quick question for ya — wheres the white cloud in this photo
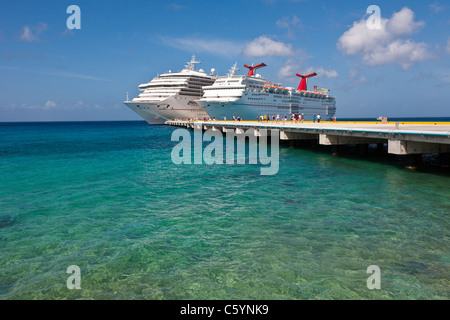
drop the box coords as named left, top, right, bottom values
left=61, top=29, right=75, bottom=37
left=386, top=7, right=424, bottom=36
left=20, top=26, right=38, bottom=42
left=20, top=23, right=47, bottom=42
left=166, top=3, right=187, bottom=10
left=160, top=36, right=243, bottom=57
left=304, top=66, right=339, bottom=79
left=337, top=7, right=432, bottom=69
left=277, top=58, right=303, bottom=81
left=2, top=101, right=55, bottom=110
left=1, top=100, right=106, bottom=111
left=346, top=69, right=367, bottom=86
left=348, top=68, right=358, bottom=78
left=276, top=15, right=301, bottom=29
left=276, top=15, right=302, bottom=38
left=44, top=100, right=57, bottom=110
left=429, top=3, right=444, bottom=13
left=277, top=59, right=338, bottom=82
left=0, top=66, right=111, bottom=82
left=161, top=35, right=296, bottom=58
left=364, top=39, right=431, bottom=69
left=242, top=36, right=295, bottom=57
left=354, top=76, right=367, bottom=86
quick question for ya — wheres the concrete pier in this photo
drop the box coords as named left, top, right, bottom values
left=166, top=119, right=450, bottom=158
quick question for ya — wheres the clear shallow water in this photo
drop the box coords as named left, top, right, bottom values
left=0, top=121, right=448, bottom=300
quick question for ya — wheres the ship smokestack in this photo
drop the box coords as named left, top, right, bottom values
left=296, top=72, right=317, bottom=91
left=244, top=63, right=267, bottom=76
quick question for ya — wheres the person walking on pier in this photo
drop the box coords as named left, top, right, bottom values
left=312, top=114, right=316, bottom=123
left=317, top=114, right=321, bottom=123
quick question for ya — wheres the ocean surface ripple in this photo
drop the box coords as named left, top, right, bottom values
left=0, top=121, right=448, bottom=299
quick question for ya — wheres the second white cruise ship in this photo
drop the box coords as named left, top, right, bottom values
left=196, top=63, right=336, bottom=121
left=124, top=56, right=217, bottom=124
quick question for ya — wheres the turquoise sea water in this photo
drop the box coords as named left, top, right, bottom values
left=0, top=121, right=448, bottom=300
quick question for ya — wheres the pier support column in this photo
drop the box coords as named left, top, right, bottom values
left=388, top=140, right=450, bottom=155
left=253, top=129, right=271, bottom=137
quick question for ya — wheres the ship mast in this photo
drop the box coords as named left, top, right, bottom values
left=227, top=62, right=239, bottom=77
left=185, top=55, right=201, bottom=71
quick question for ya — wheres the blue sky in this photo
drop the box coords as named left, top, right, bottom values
left=0, top=0, right=449, bottom=121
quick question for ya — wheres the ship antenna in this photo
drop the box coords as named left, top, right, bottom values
left=185, top=54, right=201, bottom=71
left=227, top=62, right=239, bottom=77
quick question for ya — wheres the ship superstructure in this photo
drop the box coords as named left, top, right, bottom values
left=124, top=56, right=217, bottom=124
left=196, top=63, right=336, bottom=121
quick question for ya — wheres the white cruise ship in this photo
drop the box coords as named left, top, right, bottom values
left=124, top=56, right=217, bottom=124
left=196, top=63, right=336, bottom=121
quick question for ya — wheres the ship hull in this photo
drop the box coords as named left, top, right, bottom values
left=124, top=96, right=210, bottom=124
left=123, top=101, right=167, bottom=125
left=197, top=99, right=336, bottom=121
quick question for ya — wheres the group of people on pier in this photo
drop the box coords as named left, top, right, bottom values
left=256, top=113, right=322, bottom=123
left=176, top=113, right=329, bottom=123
